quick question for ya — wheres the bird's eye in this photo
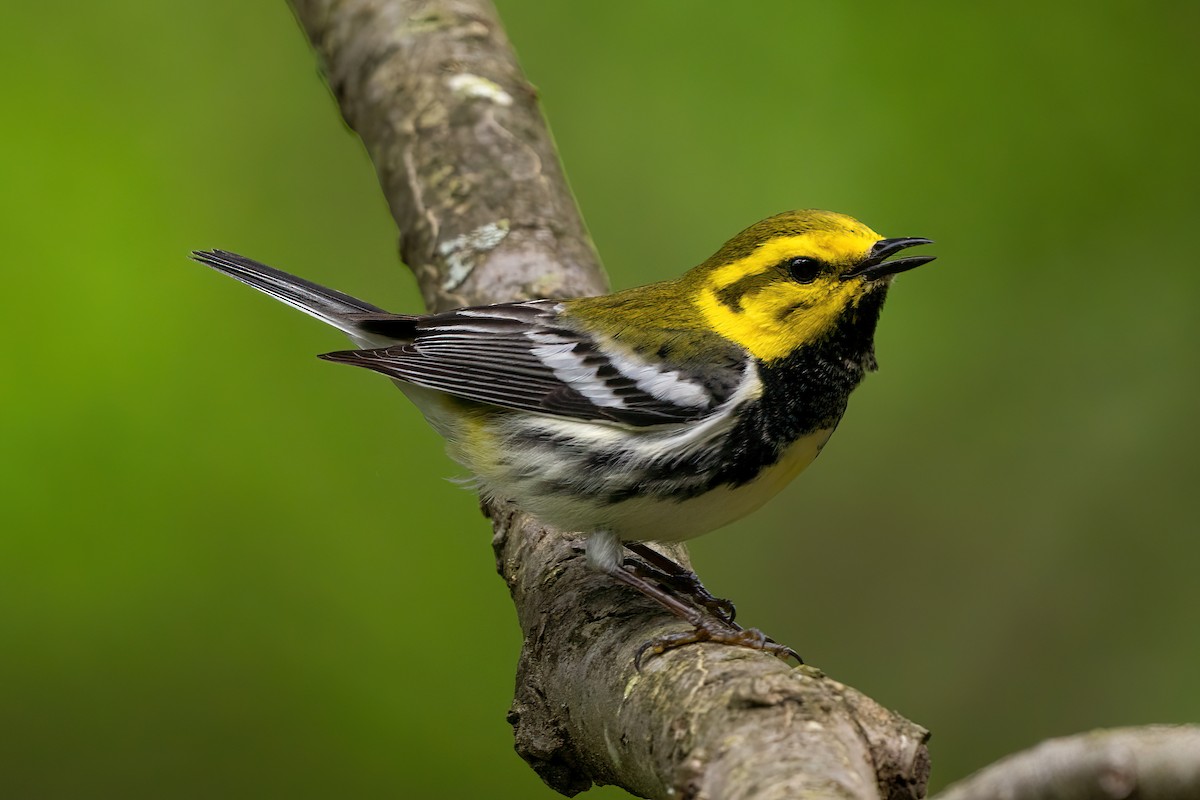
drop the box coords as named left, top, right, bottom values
left=785, top=256, right=823, bottom=284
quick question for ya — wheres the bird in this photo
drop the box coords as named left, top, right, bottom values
left=191, top=209, right=934, bottom=664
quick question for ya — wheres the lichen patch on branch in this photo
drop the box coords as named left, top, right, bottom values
left=438, top=219, right=511, bottom=290
left=447, top=72, right=514, bottom=106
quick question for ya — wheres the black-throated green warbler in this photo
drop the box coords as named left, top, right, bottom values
left=192, top=209, right=934, bottom=663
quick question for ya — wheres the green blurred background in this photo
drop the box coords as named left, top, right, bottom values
left=4, top=2, right=1198, bottom=797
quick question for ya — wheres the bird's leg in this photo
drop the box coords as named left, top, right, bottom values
left=623, top=542, right=737, bottom=624
left=586, top=532, right=798, bottom=670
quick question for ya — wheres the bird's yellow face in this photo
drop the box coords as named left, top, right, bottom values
left=689, top=210, right=933, bottom=362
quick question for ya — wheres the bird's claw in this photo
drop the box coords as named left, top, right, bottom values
left=634, top=618, right=802, bottom=671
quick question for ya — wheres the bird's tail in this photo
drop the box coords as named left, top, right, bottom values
left=190, top=250, right=412, bottom=347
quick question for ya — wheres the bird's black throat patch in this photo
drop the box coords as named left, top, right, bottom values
left=708, top=286, right=889, bottom=489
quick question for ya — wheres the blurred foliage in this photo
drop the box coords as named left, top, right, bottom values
left=2, top=1, right=1198, bottom=797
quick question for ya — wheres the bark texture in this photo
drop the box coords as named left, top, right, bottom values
left=285, top=1, right=1197, bottom=798
left=491, top=506, right=929, bottom=800
left=292, top=0, right=608, bottom=315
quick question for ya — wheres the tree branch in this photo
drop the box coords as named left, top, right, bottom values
left=285, top=0, right=929, bottom=797
left=284, top=2, right=1192, bottom=798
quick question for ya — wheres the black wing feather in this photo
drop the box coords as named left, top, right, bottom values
left=318, top=301, right=748, bottom=427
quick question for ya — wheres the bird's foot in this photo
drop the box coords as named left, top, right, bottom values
left=634, top=617, right=802, bottom=671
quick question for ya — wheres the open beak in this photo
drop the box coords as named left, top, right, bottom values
left=841, top=237, right=936, bottom=281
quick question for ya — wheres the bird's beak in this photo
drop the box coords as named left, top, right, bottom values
left=841, top=237, right=936, bottom=281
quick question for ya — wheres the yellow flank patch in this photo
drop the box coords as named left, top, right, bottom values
left=693, top=231, right=880, bottom=361
left=454, top=404, right=503, bottom=466
left=404, top=386, right=506, bottom=471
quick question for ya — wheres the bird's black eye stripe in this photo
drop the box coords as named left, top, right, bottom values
left=785, top=256, right=823, bottom=284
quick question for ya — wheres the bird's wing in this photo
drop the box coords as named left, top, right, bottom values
left=319, top=300, right=751, bottom=427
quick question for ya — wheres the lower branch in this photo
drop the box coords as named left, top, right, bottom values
left=933, top=726, right=1200, bottom=800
